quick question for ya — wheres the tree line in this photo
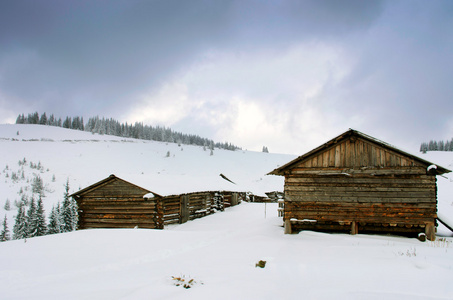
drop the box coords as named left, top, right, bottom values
left=16, top=112, right=240, bottom=151
left=0, top=180, right=78, bottom=242
left=420, top=138, right=453, bottom=153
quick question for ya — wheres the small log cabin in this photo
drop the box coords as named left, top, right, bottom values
left=70, top=175, right=164, bottom=229
left=268, top=129, right=451, bottom=240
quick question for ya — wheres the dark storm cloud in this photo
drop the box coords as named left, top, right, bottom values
left=321, top=0, right=453, bottom=149
left=1, top=0, right=452, bottom=154
left=0, top=0, right=231, bottom=115
left=0, top=0, right=383, bottom=116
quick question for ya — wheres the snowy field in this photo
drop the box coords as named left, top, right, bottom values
left=0, top=124, right=452, bottom=299
left=1, top=203, right=452, bottom=300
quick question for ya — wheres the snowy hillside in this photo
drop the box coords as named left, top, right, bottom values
left=0, top=124, right=293, bottom=222
left=0, top=124, right=452, bottom=299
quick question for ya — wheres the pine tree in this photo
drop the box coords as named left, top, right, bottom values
left=63, top=117, right=72, bottom=129
left=34, top=196, right=47, bottom=236
left=32, top=175, right=44, bottom=196
left=26, top=196, right=37, bottom=238
left=47, top=204, right=61, bottom=235
left=71, top=197, right=78, bottom=231
left=61, top=179, right=78, bottom=232
left=13, top=202, right=27, bottom=240
left=61, top=181, right=71, bottom=232
left=39, top=112, right=47, bottom=125
left=57, top=203, right=65, bottom=233
left=1, top=215, right=11, bottom=242
left=4, top=199, right=11, bottom=211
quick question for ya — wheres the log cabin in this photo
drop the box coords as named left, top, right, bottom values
left=70, top=174, right=164, bottom=229
left=71, top=175, right=245, bottom=230
left=268, top=129, right=451, bottom=240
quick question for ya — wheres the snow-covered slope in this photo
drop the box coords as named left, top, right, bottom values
left=1, top=124, right=452, bottom=299
left=0, top=124, right=294, bottom=219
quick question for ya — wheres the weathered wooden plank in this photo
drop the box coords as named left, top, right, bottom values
left=285, top=213, right=434, bottom=220
left=285, top=201, right=436, bottom=210
left=82, top=223, right=158, bottom=229
left=286, top=189, right=435, bottom=197
left=83, top=218, right=157, bottom=224
left=286, top=194, right=435, bottom=203
left=81, top=197, right=151, bottom=203
left=285, top=176, right=435, bottom=184
left=284, top=202, right=436, bottom=213
left=83, top=213, right=156, bottom=219
left=334, top=145, right=341, bottom=167
left=81, top=208, right=157, bottom=214
left=288, top=167, right=427, bottom=176
left=284, top=212, right=434, bottom=224
left=81, top=202, right=156, bottom=208
left=284, top=206, right=436, bottom=215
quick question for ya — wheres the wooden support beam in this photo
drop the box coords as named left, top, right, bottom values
left=351, top=221, right=359, bottom=235
left=425, top=222, right=436, bottom=241
left=284, top=219, right=292, bottom=234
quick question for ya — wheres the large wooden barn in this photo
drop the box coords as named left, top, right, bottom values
left=268, top=129, right=451, bottom=240
left=71, top=174, right=245, bottom=230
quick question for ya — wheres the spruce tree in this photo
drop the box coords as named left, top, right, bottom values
left=1, top=215, right=11, bottom=242
left=61, top=179, right=78, bottom=232
left=4, top=199, right=11, bottom=211
left=61, top=181, right=71, bottom=232
left=26, top=196, right=37, bottom=238
left=32, top=175, right=44, bottom=196
left=71, top=197, right=78, bottom=231
left=35, top=196, right=47, bottom=236
left=47, top=204, right=61, bottom=235
left=13, top=203, right=27, bottom=240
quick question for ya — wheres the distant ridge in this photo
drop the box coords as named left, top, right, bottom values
left=15, top=112, right=241, bottom=151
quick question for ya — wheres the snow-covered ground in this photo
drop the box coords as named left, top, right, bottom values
left=1, top=203, right=452, bottom=300
left=0, top=124, right=452, bottom=299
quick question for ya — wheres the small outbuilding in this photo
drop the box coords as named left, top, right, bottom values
left=268, top=129, right=451, bottom=240
left=70, top=174, right=164, bottom=229
left=71, top=174, right=245, bottom=230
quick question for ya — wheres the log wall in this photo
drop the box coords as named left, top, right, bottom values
left=163, top=191, right=244, bottom=225
left=76, top=179, right=163, bottom=229
left=284, top=171, right=437, bottom=236
left=74, top=176, right=245, bottom=229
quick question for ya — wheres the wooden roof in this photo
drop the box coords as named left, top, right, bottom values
left=268, top=129, right=451, bottom=176
left=69, top=174, right=163, bottom=198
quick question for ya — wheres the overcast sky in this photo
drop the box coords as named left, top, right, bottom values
left=1, top=0, right=452, bottom=154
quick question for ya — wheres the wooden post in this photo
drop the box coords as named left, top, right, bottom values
left=425, top=222, right=436, bottom=241
left=156, top=197, right=164, bottom=229
left=231, top=193, right=238, bottom=206
left=351, top=221, right=359, bottom=235
left=284, top=219, right=292, bottom=234
left=180, top=195, right=189, bottom=224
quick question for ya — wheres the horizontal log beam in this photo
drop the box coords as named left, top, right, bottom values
left=81, top=223, right=159, bottom=229
left=83, top=213, right=157, bottom=220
